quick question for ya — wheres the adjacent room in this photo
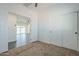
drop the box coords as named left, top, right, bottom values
left=1, top=3, right=79, bottom=56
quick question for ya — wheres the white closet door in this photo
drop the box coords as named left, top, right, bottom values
left=62, top=12, right=78, bottom=51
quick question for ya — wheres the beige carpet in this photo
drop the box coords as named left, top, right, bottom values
left=0, top=41, right=79, bottom=56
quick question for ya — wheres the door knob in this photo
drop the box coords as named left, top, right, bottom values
left=75, top=32, right=78, bottom=34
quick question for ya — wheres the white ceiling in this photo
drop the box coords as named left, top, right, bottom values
left=1, top=3, right=79, bottom=12
left=22, top=3, right=57, bottom=11
left=22, top=3, right=79, bottom=11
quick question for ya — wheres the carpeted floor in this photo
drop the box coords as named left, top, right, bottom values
left=0, top=41, right=79, bottom=56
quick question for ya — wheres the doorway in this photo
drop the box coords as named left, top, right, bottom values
left=16, top=15, right=31, bottom=47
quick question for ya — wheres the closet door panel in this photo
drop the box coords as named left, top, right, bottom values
left=62, top=12, right=77, bottom=51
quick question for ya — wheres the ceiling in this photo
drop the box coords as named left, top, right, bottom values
left=22, top=3, right=55, bottom=11
left=22, top=3, right=79, bottom=11
left=1, top=3, right=79, bottom=12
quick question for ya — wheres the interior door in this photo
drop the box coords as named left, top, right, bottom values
left=62, top=12, right=78, bottom=51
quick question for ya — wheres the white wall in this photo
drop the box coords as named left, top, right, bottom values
left=8, top=4, right=38, bottom=42
left=8, top=13, right=16, bottom=42
left=38, top=10, right=63, bottom=46
left=0, top=9, right=8, bottom=53
left=0, top=4, right=38, bottom=53
left=38, top=4, right=79, bottom=47
left=0, top=4, right=38, bottom=43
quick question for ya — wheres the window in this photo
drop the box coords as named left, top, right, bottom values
left=16, top=26, right=26, bottom=34
left=16, top=26, right=26, bottom=47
